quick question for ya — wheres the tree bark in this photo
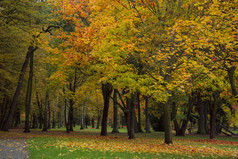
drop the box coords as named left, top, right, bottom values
left=24, top=50, right=34, bottom=133
left=163, top=99, right=173, bottom=144
left=136, top=93, right=143, bottom=133
left=2, top=46, right=37, bottom=131
left=96, top=108, right=101, bottom=129
left=145, top=96, right=151, bottom=133
left=100, top=83, right=113, bottom=136
left=36, top=92, right=43, bottom=129
left=197, top=92, right=206, bottom=134
left=65, top=98, right=70, bottom=133
left=92, top=117, right=95, bottom=128
left=128, top=93, right=135, bottom=139
left=111, top=89, right=119, bottom=133
left=210, top=91, right=219, bottom=139
left=47, top=100, right=51, bottom=129
left=80, top=106, right=84, bottom=130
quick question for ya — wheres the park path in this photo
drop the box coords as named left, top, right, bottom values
left=0, top=138, right=29, bottom=159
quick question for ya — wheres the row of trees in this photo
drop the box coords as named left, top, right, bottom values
left=0, top=0, right=237, bottom=144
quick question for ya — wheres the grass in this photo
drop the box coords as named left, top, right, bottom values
left=28, top=137, right=191, bottom=159
left=24, top=126, right=238, bottom=159
left=1, top=126, right=237, bottom=158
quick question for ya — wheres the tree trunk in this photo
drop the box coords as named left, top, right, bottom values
left=69, top=98, right=74, bottom=131
left=112, top=89, right=119, bottom=133
left=210, top=91, right=219, bottom=139
left=65, top=98, right=70, bottom=133
left=100, top=83, right=113, bottom=136
left=24, top=50, right=34, bottom=133
left=136, top=93, right=143, bottom=133
left=96, top=108, right=101, bottom=129
left=52, top=110, right=56, bottom=129
left=2, top=46, right=37, bottom=131
left=197, top=92, right=206, bottom=134
left=47, top=100, right=51, bottom=129
left=42, top=89, right=48, bottom=132
left=176, top=93, right=195, bottom=136
left=163, top=100, right=173, bottom=144
left=80, top=106, right=84, bottom=130
left=36, top=92, right=43, bottom=129
left=14, top=110, right=20, bottom=127
left=32, top=114, right=38, bottom=129
left=92, top=117, right=95, bottom=128
left=145, top=96, right=151, bottom=133
left=0, top=96, right=9, bottom=129
left=128, top=94, right=136, bottom=139
left=125, top=97, right=130, bottom=136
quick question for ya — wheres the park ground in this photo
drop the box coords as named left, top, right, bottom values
left=0, top=126, right=238, bottom=159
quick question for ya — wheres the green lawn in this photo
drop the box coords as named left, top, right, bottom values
left=25, top=127, right=238, bottom=159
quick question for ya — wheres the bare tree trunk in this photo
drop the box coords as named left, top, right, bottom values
left=210, top=91, right=219, bottom=139
left=136, top=93, right=143, bottom=132
left=47, top=100, right=51, bottom=129
left=112, top=89, right=119, bottom=133
left=2, top=46, right=37, bottom=131
left=36, top=92, right=43, bottom=129
left=80, top=106, right=84, bottom=130
left=163, top=99, right=173, bottom=144
left=96, top=108, right=101, bottom=129
left=145, top=96, right=151, bottom=133
left=65, top=98, right=70, bottom=133
left=100, top=83, right=113, bottom=136
left=24, top=51, right=34, bottom=133
left=128, top=94, right=135, bottom=139
left=92, top=117, right=95, bottom=128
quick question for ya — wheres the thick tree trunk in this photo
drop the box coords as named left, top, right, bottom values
left=100, top=83, right=113, bottom=136
left=24, top=50, right=34, bottom=133
left=136, top=93, right=143, bottom=133
left=2, top=46, right=37, bottom=131
left=112, top=89, right=119, bottom=133
left=145, top=96, right=151, bottom=133
left=163, top=100, right=173, bottom=144
left=128, top=94, right=135, bottom=139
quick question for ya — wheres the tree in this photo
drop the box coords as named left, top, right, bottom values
left=100, top=83, right=113, bottom=136
left=111, top=89, right=119, bottom=133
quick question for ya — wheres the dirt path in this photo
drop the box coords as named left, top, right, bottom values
left=0, top=138, right=29, bottom=159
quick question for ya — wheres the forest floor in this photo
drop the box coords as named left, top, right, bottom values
left=0, top=127, right=237, bottom=159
